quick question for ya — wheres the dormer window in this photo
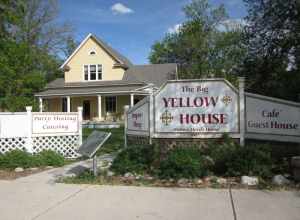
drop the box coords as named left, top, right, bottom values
left=83, top=64, right=103, bottom=81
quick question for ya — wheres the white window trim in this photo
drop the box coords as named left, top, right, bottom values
left=83, top=64, right=103, bottom=81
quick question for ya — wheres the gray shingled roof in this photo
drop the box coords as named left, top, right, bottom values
left=93, top=35, right=133, bottom=68
left=46, top=78, right=145, bottom=89
left=123, top=63, right=177, bottom=87
left=36, top=84, right=147, bottom=97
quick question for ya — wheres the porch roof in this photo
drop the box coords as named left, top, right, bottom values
left=35, top=84, right=149, bottom=97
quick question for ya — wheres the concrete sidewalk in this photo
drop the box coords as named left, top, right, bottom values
left=0, top=160, right=299, bottom=220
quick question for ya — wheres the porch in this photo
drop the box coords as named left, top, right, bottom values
left=38, top=93, right=146, bottom=122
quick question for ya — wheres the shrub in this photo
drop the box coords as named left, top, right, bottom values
left=158, top=147, right=210, bottom=179
left=226, top=144, right=273, bottom=178
left=0, top=150, right=33, bottom=169
left=0, top=149, right=65, bottom=169
left=36, top=150, right=65, bottom=167
left=205, top=138, right=274, bottom=178
left=111, top=145, right=155, bottom=175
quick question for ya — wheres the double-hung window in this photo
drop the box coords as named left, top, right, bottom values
left=83, top=64, right=103, bottom=81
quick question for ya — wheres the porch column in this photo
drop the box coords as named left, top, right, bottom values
left=130, top=94, right=134, bottom=107
left=39, top=97, right=43, bottom=112
left=67, top=96, right=71, bottom=112
left=98, top=95, right=102, bottom=120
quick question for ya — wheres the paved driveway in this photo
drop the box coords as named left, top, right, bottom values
left=0, top=161, right=299, bottom=220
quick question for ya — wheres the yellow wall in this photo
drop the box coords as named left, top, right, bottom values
left=64, top=37, right=125, bottom=82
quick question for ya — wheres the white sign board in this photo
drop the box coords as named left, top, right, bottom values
left=0, top=113, right=29, bottom=138
left=246, top=93, right=300, bottom=142
left=127, top=98, right=149, bottom=136
left=32, top=113, right=79, bottom=135
left=154, top=80, right=239, bottom=138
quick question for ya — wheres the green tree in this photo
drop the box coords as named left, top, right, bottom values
left=149, top=0, right=245, bottom=82
left=241, top=0, right=300, bottom=101
left=0, top=0, right=73, bottom=111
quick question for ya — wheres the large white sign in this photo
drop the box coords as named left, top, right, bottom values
left=127, top=98, right=149, bottom=136
left=246, top=93, right=300, bottom=142
left=154, top=80, right=239, bottom=137
left=32, top=113, right=79, bottom=135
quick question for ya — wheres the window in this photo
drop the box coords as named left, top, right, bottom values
left=98, top=64, right=102, bottom=80
left=84, top=65, right=88, bottom=80
left=62, top=97, right=67, bottom=112
left=83, top=64, right=103, bottom=81
left=106, top=96, right=116, bottom=113
left=89, top=50, right=96, bottom=55
left=90, top=65, right=96, bottom=80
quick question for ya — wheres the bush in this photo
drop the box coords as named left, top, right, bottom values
left=36, top=150, right=65, bottom=167
left=0, top=150, right=33, bottom=169
left=111, top=145, right=155, bottom=175
left=226, top=144, right=273, bottom=178
left=0, top=149, right=65, bottom=169
left=158, top=147, right=210, bottom=179
left=205, top=138, right=274, bottom=178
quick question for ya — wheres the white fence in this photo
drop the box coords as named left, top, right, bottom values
left=0, top=107, right=82, bottom=158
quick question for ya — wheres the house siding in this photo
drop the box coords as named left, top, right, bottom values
left=64, top=37, right=125, bottom=83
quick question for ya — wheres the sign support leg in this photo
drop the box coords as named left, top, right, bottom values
left=238, top=77, right=246, bottom=146
left=93, top=155, right=98, bottom=177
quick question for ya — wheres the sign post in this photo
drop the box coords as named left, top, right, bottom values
left=238, top=77, right=246, bottom=146
left=124, top=105, right=129, bottom=148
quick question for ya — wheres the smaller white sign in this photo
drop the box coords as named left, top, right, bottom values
left=32, top=113, right=79, bottom=135
left=246, top=94, right=300, bottom=142
left=127, top=99, right=149, bottom=135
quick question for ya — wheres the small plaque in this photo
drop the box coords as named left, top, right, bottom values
left=77, top=130, right=111, bottom=158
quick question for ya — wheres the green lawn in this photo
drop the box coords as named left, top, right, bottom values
left=82, top=126, right=125, bottom=155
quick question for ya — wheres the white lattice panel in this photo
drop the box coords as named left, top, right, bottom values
left=0, top=137, right=27, bottom=154
left=33, top=135, right=80, bottom=158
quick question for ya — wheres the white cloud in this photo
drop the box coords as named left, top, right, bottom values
left=217, top=18, right=247, bottom=32
left=111, top=3, right=134, bottom=15
left=167, top=23, right=182, bottom=34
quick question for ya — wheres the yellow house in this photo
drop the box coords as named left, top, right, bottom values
left=35, top=33, right=178, bottom=121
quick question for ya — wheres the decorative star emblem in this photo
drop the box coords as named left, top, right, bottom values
left=160, top=110, right=173, bottom=126
left=221, top=95, right=232, bottom=106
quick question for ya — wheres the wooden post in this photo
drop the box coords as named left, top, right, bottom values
left=97, top=95, right=102, bottom=120
left=26, top=106, right=33, bottom=153
left=130, top=94, right=134, bottom=107
left=78, top=107, right=83, bottom=147
left=67, top=96, right=71, bottom=113
left=238, top=77, right=246, bottom=146
left=39, top=97, right=43, bottom=112
left=124, top=105, right=129, bottom=148
left=149, top=91, right=154, bottom=145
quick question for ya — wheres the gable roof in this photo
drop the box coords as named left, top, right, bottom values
left=123, top=63, right=178, bottom=87
left=60, top=33, right=133, bottom=69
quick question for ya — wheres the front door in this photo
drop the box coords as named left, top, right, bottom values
left=83, top=100, right=91, bottom=120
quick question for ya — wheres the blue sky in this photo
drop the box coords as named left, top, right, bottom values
left=57, top=0, right=247, bottom=64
